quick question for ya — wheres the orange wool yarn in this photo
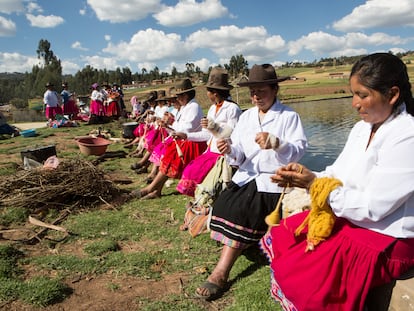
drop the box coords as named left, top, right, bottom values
left=294, top=177, right=343, bottom=252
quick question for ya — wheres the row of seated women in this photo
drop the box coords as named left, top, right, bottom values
left=128, top=67, right=242, bottom=200
left=127, top=57, right=414, bottom=311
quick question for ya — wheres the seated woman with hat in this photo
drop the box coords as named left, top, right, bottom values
left=195, top=64, right=308, bottom=300
left=176, top=67, right=242, bottom=197
left=131, top=78, right=207, bottom=199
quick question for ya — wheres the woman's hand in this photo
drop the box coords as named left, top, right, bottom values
left=172, top=131, right=187, bottom=140
left=255, top=132, right=279, bottom=150
left=271, top=163, right=316, bottom=190
left=216, top=138, right=231, bottom=154
left=200, top=117, right=208, bottom=129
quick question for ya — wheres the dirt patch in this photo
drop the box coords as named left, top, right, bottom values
left=1, top=273, right=191, bottom=311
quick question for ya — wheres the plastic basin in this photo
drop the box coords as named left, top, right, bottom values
left=76, top=137, right=110, bottom=156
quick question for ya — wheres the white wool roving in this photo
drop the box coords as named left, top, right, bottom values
left=207, top=117, right=233, bottom=139
left=282, top=187, right=311, bottom=218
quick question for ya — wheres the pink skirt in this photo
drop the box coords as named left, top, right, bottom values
left=45, top=106, right=63, bottom=119
left=176, top=150, right=221, bottom=197
left=90, top=100, right=105, bottom=115
left=144, top=127, right=168, bottom=153
left=133, top=123, right=149, bottom=138
left=149, top=136, right=172, bottom=165
left=260, top=211, right=414, bottom=311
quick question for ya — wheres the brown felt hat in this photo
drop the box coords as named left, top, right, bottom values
left=146, top=91, right=158, bottom=102
left=175, top=78, right=196, bottom=95
left=155, top=90, right=166, bottom=101
left=238, top=64, right=288, bottom=86
left=206, top=67, right=233, bottom=90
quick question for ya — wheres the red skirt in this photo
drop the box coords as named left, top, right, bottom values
left=63, top=99, right=79, bottom=115
left=105, top=100, right=120, bottom=117
left=260, top=211, right=414, bottom=311
left=160, top=139, right=207, bottom=179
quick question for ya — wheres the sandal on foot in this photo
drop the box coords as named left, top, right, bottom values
left=195, top=281, right=225, bottom=301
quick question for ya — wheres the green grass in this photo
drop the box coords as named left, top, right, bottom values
left=0, top=245, right=70, bottom=306
left=19, top=276, right=71, bottom=307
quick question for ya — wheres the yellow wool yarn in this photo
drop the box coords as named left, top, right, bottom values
left=294, top=177, right=343, bottom=252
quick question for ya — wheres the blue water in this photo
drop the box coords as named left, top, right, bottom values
left=288, top=97, right=359, bottom=172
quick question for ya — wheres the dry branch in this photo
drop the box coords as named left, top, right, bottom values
left=0, top=157, right=125, bottom=215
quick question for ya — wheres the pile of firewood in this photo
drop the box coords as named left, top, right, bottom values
left=0, top=158, right=125, bottom=215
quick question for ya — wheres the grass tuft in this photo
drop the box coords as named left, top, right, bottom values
left=19, top=276, right=72, bottom=307
left=84, top=238, right=120, bottom=256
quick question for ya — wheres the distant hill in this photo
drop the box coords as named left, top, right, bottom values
left=0, top=72, right=26, bottom=80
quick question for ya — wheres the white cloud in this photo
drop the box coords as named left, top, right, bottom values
left=79, top=9, right=86, bottom=16
left=287, top=31, right=406, bottom=58
left=187, top=25, right=285, bottom=64
left=103, top=28, right=190, bottom=63
left=344, top=32, right=406, bottom=46
left=193, top=58, right=211, bottom=72
left=154, top=0, right=228, bottom=27
left=389, top=47, right=407, bottom=54
left=137, top=62, right=157, bottom=72
left=83, top=55, right=121, bottom=71
left=61, top=60, right=81, bottom=75
left=71, top=41, right=88, bottom=51
left=104, top=35, right=111, bottom=41
left=0, top=0, right=24, bottom=14
left=26, top=13, right=64, bottom=28
left=0, top=16, right=16, bottom=36
left=87, top=0, right=161, bottom=23
left=99, top=25, right=288, bottom=73
left=0, top=52, right=38, bottom=73
left=26, top=2, right=43, bottom=14
left=333, top=0, right=414, bottom=32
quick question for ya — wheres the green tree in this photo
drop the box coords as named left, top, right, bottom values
left=121, top=67, right=132, bottom=85
left=28, top=39, right=63, bottom=97
left=185, top=62, right=195, bottom=78
left=227, top=55, right=248, bottom=79
left=171, top=66, right=178, bottom=79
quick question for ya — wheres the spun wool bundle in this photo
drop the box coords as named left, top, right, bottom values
left=282, top=187, right=311, bottom=218
left=294, top=177, right=343, bottom=252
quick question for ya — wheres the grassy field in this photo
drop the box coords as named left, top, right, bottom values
left=1, top=61, right=413, bottom=310
left=0, top=121, right=279, bottom=310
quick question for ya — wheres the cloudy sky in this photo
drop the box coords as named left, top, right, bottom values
left=0, top=0, right=413, bottom=75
